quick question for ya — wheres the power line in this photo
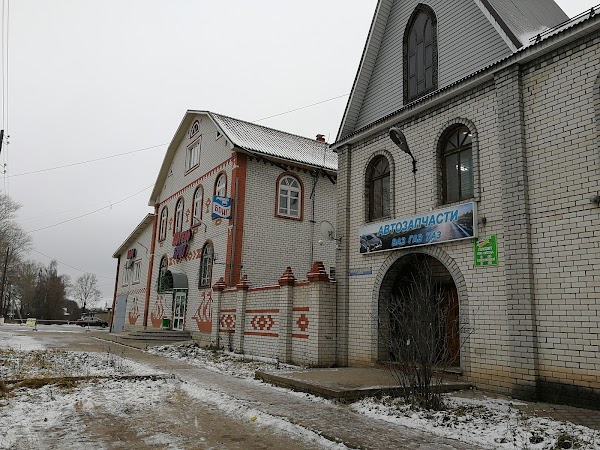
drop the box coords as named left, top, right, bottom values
left=30, top=248, right=113, bottom=279
left=25, top=183, right=153, bottom=233
left=252, top=93, right=349, bottom=122
left=9, top=143, right=168, bottom=178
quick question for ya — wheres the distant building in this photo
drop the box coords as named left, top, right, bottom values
left=112, top=111, right=337, bottom=352
left=331, top=0, right=600, bottom=407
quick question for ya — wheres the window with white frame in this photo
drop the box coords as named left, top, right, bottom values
left=215, top=174, right=226, bottom=197
left=192, top=186, right=203, bottom=225
left=159, top=207, right=168, bottom=241
left=278, top=175, right=301, bottom=218
left=186, top=139, right=201, bottom=171
left=122, top=263, right=130, bottom=286
left=133, top=260, right=142, bottom=284
left=199, top=242, right=213, bottom=287
left=174, top=198, right=185, bottom=234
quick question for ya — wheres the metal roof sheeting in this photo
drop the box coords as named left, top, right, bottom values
left=209, top=112, right=337, bottom=172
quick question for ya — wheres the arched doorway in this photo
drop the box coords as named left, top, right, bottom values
left=377, top=252, right=461, bottom=367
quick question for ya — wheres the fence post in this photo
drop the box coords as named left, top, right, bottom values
left=211, top=278, right=227, bottom=348
left=234, top=275, right=250, bottom=353
left=278, top=267, right=296, bottom=364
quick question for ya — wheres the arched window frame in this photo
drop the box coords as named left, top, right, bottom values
left=403, top=4, right=438, bottom=104
left=198, top=241, right=214, bottom=288
left=275, top=173, right=303, bottom=221
left=159, top=206, right=169, bottom=241
left=214, top=172, right=227, bottom=197
left=435, top=119, right=480, bottom=205
left=192, top=186, right=203, bottom=226
left=365, top=153, right=393, bottom=222
left=157, top=255, right=168, bottom=292
left=174, top=197, right=185, bottom=234
left=189, top=120, right=200, bottom=139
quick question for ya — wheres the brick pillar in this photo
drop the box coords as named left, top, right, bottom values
left=278, top=267, right=296, bottom=363
left=308, top=261, right=337, bottom=366
left=495, top=64, right=539, bottom=399
left=211, top=278, right=227, bottom=348
left=336, top=144, right=351, bottom=366
left=233, top=274, right=250, bottom=353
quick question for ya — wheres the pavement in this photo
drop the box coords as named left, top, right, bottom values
left=96, top=330, right=600, bottom=432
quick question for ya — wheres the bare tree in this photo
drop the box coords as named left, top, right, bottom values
left=0, top=194, right=31, bottom=316
left=380, top=257, right=458, bottom=410
left=71, top=273, right=101, bottom=313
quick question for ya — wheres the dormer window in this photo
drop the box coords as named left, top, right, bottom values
left=404, top=4, right=438, bottom=103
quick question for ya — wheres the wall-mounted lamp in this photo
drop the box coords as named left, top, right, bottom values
left=390, top=126, right=417, bottom=214
left=389, top=127, right=416, bottom=174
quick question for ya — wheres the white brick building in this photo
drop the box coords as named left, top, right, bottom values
left=332, top=0, right=600, bottom=408
left=112, top=111, right=337, bottom=355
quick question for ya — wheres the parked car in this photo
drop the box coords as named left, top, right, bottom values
left=360, top=233, right=382, bottom=252
left=75, top=315, right=108, bottom=328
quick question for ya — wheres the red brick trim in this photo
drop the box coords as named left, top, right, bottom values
left=219, top=309, right=236, bottom=313
left=278, top=267, right=296, bottom=286
left=295, top=281, right=310, bottom=287
left=292, top=334, right=309, bottom=339
left=274, top=172, right=304, bottom=222
left=225, top=153, right=247, bottom=287
left=219, top=329, right=235, bottom=334
left=246, top=309, right=280, bottom=314
left=143, top=207, right=159, bottom=327
left=308, top=261, right=330, bottom=282
left=292, top=307, right=309, bottom=312
left=159, top=156, right=235, bottom=206
left=244, top=331, right=279, bottom=337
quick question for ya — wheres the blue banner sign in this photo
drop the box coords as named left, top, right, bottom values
left=359, top=202, right=477, bottom=254
left=212, top=196, right=232, bottom=219
left=349, top=267, right=372, bottom=276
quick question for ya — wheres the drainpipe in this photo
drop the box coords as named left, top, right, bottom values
left=143, top=207, right=159, bottom=328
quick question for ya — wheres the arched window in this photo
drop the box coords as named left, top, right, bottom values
left=367, top=156, right=391, bottom=221
left=192, top=186, right=203, bottom=226
left=189, top=120, right=200, bottom=139
left=404, top=5, right=437, bottom=103
left=277, top=175, right=302, bottom=219
left=157, top=256, right=168, bottom=292
left=199, top=242, right=213, bottom=288
left=159, top=207, right=168, bottom=241
left=174, top=198, right=185, bottom=234
left=215, top=173, right=227, bottom=197
left=442, top=126, right=473, bottom=203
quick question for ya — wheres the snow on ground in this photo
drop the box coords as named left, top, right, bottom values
left=0, top=328, right=45, bottom=351
left=150, top=343, right=600, bottom=450
left=352, top=395, right=600, bottom=450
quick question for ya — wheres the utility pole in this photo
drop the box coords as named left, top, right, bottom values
left=0, top=247, right=9, bottom=317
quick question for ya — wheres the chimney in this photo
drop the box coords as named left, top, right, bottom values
left=316, top=134, right=326, bottom=142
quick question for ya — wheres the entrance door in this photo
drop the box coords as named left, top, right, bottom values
left=441, top=285, right=460, bottom=365
left=112, top=295, right=127, bottom=333
left=172, top=291, right=187, bottom=331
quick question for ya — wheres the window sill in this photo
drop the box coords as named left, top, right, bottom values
left=185, top=165, right=199, bottom=176
left=275, top=213, right=303, bottom=222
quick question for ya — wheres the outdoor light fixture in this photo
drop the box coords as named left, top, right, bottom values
left=389, top=127, right=416, bottom=174
left=389, top=126, right=417, bottom=214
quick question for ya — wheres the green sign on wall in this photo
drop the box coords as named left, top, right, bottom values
left=474, top=235, right=498, bottom=266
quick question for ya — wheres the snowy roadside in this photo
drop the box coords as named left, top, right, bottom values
left=149, top=342, right=600, bottom=450
left=0, top=329, right=347, bottom=450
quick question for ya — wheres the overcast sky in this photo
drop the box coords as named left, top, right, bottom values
left=0, top=0, right=596, bottom=307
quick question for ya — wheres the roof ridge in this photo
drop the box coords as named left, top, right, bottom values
left=209, top=111, right=330, bottom=148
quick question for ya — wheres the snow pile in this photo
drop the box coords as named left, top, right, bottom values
left=353, top=394, right=600, bottom=450
left=148, top=343, right=299, bottom=379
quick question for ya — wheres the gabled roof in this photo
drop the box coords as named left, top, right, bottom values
left=336, top=0, right=568, bottom=141
left=112, top=214, right=154, bottom=258
left=149, top=110, right=337, bottom=205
